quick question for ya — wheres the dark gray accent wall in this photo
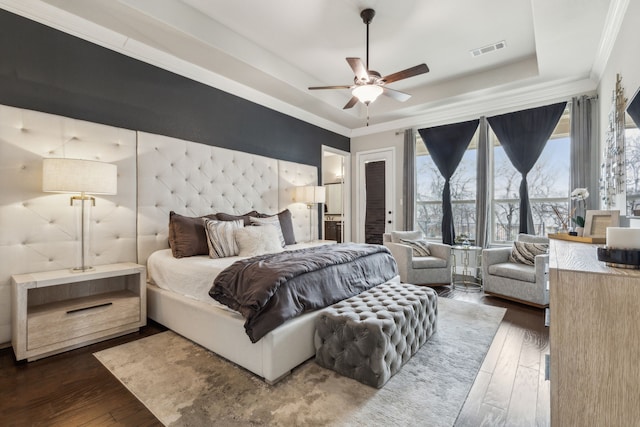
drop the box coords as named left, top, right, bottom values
left=0, top=9, right=349, bottom=168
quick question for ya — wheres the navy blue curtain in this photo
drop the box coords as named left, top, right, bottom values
left=418, top=119, right=479, bottom=245
left=487, top=102, right=566, bottom=234
left=628, top=91, right=640, bottom=128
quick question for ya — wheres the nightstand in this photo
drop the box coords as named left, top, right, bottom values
left=11, top=262, right=146, bottom=361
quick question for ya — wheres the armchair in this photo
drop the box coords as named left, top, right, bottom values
left=383, top=231, right=452, bottom=285
left=482, top=234, right=549, bottom=308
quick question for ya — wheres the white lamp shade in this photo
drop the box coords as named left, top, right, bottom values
left=43, top=158, right=117, bottom=195
left=352, top=84, right=384, bottom=104
left=295, top=185, right=326, bottom=204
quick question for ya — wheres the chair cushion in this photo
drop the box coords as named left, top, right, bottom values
left=391, top=230, right=422, bottom=243
left=488, top=262, right=536, bottom=283
left=412, top=256, right=448, bottom=269
left=400, top=238, right=431, bottom=256
left=509, top=241, right=548, bottom=266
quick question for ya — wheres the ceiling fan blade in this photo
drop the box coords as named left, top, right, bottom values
left=346, top=58, right=369, bottom=83
left=382, top=87, right=411, bottom=102
left=308, top=85, right=352, bottom=90
left=382, top=63, right=430, bottom=84
left=343, top=96, right=359, bottom=109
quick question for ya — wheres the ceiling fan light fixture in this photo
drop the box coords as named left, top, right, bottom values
left=352, top=84, right=383, bottom=104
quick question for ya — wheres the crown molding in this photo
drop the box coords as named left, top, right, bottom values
left=350, top=76, right=598, bottom=138
left=0, top=0, right=612, bottom=141
left=590, top=0, right=630, bottom=82
left=0, top=0, right=352, bottom=137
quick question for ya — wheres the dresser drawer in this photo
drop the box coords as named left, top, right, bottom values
left=27, top=290, right=140, bottom=350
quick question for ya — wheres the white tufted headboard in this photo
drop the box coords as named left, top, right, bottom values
left=0, top=105, right=320, bottom=345
left=0, top=104, right=137, bottom=344
left=136, top=133, right=319, bottom=264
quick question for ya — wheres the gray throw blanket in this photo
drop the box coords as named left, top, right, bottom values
left=210, top=243, right=399, bottom=343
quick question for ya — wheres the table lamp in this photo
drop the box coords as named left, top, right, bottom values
left=42, top=158, right=117, bottom=272
left=296, top=185, right=326, bottom=242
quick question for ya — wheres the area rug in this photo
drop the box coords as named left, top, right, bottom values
left=94, top=298, right=505, bottom=427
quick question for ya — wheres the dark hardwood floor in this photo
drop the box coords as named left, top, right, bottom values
left=0, top=288, right=548, bottom=427
left=0, top=322, right=167, bottom=427
left=436, top=286, right=550, bottom=427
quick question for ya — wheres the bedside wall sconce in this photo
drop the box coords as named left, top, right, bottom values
left=42, top=158, right=117, bottom=272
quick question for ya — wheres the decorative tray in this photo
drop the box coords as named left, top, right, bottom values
left=547, top=233, right=606, bottom=244
left=596, top=247, right=640, bottom=268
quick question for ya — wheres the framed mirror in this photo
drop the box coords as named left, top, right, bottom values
left=325, top=183, right=343, bottom=215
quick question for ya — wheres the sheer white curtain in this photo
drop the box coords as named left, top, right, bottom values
left=570, top=95, right=599, bottom=211
left=403, top=129, right=415, bottom=231
left=475, top=117, right=491, bottom=248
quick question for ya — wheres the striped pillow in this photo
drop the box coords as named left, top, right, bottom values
left=400, top=238, right=431, bottom=257
left=509, top=241, right=548, bottom=266
left=204, top=219, right=243, bottom=258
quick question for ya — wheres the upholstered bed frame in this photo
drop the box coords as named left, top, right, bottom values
left=1, top=104, right=393, bottom=383
left=136, top=131, right=325, bottom=383
left=0, top=102, right=338, bottom=383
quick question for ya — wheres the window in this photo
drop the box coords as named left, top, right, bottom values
left=625, top=113, right=640, bottom=216
left=415, top=130, right=478, bottom=242
left=414, top=106, right=572, bottom=244
left=491, top=107, right=570, bottom=242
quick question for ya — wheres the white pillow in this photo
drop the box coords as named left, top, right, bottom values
left=204, top=219, right=243, bottom=258
left=249, top=216, right=286, bottom=247
left=234, top=225, right=284, bottom=257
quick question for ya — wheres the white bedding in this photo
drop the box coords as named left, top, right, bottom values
left=148, top=249, right=235, bottom=303
left=147, top=242, right=333, bottom=304
left=145, top=240, right=351, bottom=383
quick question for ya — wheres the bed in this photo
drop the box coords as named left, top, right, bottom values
left=137, top=132, right=399, bottom=383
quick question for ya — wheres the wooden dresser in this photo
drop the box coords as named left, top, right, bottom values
left=549, top=240, right=640, bottom=426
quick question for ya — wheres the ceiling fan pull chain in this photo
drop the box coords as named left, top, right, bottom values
left=366, top=104, right=370, bottom=127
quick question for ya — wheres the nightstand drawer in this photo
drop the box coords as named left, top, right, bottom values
left=27, top=290, right=140, bottom=350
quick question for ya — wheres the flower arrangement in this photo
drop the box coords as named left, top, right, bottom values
left=570, top=188, right=589, bottom=227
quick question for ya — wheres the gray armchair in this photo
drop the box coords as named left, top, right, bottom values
left=383, top=231, right=452, bottom=285
left=482, top=234, right=549, bottom=307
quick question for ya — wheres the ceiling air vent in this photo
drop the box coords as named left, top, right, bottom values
left=470, top=40, right=506, bottom=57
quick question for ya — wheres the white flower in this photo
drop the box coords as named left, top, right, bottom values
left=571, top=188, right=589, bottom=201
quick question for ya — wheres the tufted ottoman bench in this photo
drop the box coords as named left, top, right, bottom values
left=314, top=282, right=438, bottom=388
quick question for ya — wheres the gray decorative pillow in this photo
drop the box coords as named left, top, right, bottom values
left=168, top=211, right=217, bottom=258
left=400, top=238, right=431, bottom=257
left=509, top=241, right=548, bottom=266
left=250, top=216, right=286, bottom=247
left=204, top=219, right=243, bottom=258
left=215, top=210, right=259, bottom=226
left=234, top=225, right=284, bottom=257
left=277, top=209, right=296, bottom=245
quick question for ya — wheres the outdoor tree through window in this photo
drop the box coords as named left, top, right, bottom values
left=625, top=113, right=640, bottom=215
left=416, top=131, right=478, bottom=243
left=415, top=107, right=571, bottom=244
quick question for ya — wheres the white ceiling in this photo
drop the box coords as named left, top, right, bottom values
left=0, top=0, right=622, bottom=137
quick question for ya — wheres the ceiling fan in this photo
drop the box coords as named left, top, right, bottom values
left=308, top=8, right=429, bottom=110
